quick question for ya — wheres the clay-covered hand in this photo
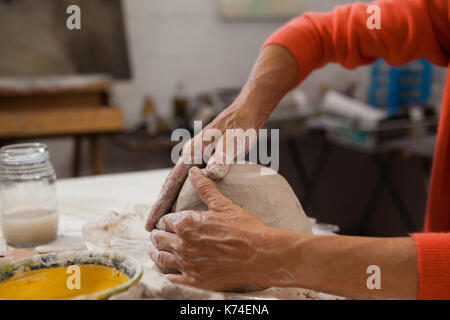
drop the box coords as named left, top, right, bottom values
left=147, top=166, right=284, bottom=291
left=145, top=104, right=260, bottom=232
left=145, top=45, right=298, bottom=232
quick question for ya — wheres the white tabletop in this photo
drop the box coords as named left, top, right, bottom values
left=57, top=169, right=171, bottom=235
left=0, top=168, right=171, bottom=249
left=1, top=168, right=337, bottom=251
left=0, top=169, right=342, bottom=300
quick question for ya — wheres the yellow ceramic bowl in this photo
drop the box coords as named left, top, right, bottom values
left=0, top=250, right=142, bottom=300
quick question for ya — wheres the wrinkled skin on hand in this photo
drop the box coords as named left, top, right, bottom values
left=145, top=104, right=261, bottom=232
left=147, top=166, right=285, bottom=291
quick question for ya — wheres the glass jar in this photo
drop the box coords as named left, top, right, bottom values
left=0, top=143, right=59, bottom=247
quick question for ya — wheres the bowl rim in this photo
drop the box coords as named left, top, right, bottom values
left=0, top=250, right=143, bottom=300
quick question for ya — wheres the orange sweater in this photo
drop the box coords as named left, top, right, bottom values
left=264, top=0, right=450, bottom=300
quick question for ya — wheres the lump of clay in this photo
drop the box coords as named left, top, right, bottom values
left=170, top=163, right=312, bottom=292
left=172, top=162, right=312, bottom=235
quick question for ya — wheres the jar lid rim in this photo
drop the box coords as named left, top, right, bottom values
left=0, top=143, right=49, bottom=165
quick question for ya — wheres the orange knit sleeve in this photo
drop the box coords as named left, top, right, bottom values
left=263, top=0, right=448, bottom=86
left=412, top=233, right=450, bottom=300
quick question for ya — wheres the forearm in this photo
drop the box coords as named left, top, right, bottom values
left=262, top=231, right=418, bottom=299
left=232, top=45, right=298, bottom=128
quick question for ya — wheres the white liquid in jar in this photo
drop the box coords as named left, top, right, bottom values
left=1, top=209, right=58, bottom=247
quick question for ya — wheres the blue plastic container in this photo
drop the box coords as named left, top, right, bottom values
left=369, top=59, right=432, bottom=115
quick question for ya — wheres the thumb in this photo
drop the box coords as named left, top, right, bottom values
left=189, top=166, right=232, bottom=211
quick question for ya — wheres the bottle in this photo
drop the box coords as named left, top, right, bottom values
left=142, top=96, right=159, bottom=136
left=0, top=143, right=59, bottom=247
left=408, top=105, right=426, bottom=138
left=173, top=82, right=189, bottom=128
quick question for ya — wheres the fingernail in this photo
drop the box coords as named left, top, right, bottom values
left=189, top=166, right=202, bottom=177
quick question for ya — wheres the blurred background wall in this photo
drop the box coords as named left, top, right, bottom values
left=0, top=0, right=130, bottom=78
left=2, top=0, right=365, bottom=176
left=50, top=0, right=374, bottom=175
left=0, top=0, right=447, bottom=236
left=114, top=0, right=366, bottom=126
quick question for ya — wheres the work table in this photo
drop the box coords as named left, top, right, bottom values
left=0, top=168, right=341, bottom=300
left=0, top=168, right=171, bottom=250
left=0, top=167, right=337, bottom=251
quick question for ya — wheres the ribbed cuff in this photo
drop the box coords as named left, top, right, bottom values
left=412, top=233, right=450, bottom=300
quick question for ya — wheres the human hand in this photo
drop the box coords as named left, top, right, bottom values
left=148, top=166, right=285, bottom=291
left=145, top=104, right=260, bottom=232
left=145, top=45, right=298, bottom=232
